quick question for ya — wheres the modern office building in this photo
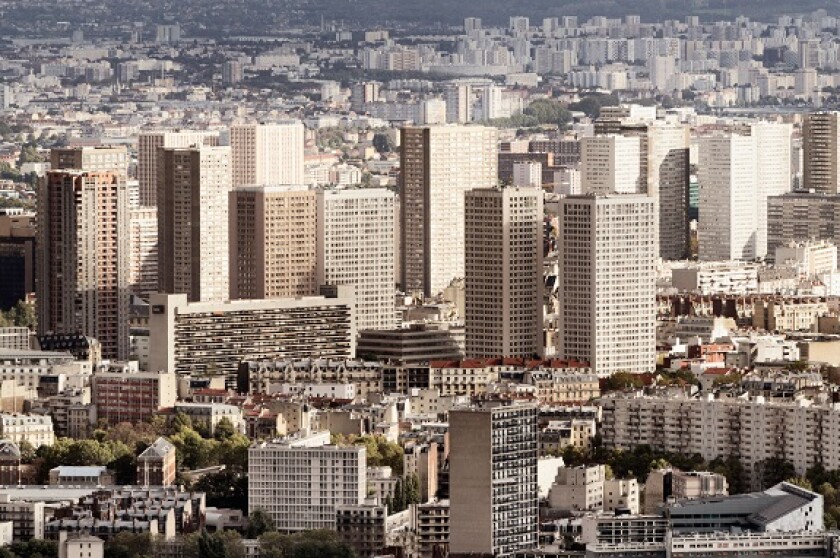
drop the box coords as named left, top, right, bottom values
left=157, top=145, right=231, bottom=302
left=464, top=187, right=543, bottom=358
left=581, top=135, right=642, bottom=195
left=0, top=210, right=35, bottom=311
left=148, top=290, right=355, bottom=387
left=556, top=195, right=656, bottom=376
left=229, top=186, right=318, bottom=300
left=803, top=111, right=840, bottom=194
left=400, top=125, right=498, bottom=297
left=37, top=171, right=130, bottom=360
left=128, top=206, right=158, bottom=299
left=317, top=188, right=397, bottom=331
left=248, top=431, right=366, bottom=532
left=356, top=324, right=465, bottom=364
left=449, top=403, right=538, bottom=557
left=137, top=129, right=219, bottom=206
left=647, top=123, right=691, bottom=260
left=230, top=122, right=305, bottom=187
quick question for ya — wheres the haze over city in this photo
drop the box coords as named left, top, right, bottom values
left=2, top=1, right=840, bottom=558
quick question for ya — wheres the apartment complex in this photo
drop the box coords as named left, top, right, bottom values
left=148, top=290, right=355, bottom=387
left=0, top=414, right=54, bottom=448
left=647, top=123, right=691, bottom=260
left=229, top=186, right=318, bottom=299
left=767, top=193, right=840, bottom=257
left=248, top=431, right=366, bottom=532
left=230, top=122, right=305, bottom=186
left=556, top=195, right=656, bottom=376
left=37, top=171, right=130, bottom=359
left=157, top=145, right=231, bottom=302
left=600, top=393, right=840, bottom=486
left=137, top=129, right=219, bottom=206
left=803, top=111, right=840, bottom=194
left=316, top=188, right=396, bottom=331
left=449, top=403, right=538, bottom=557
left=128, top=206, right=158, bottom=298
left=464, top=187, right=543, bottom=358
left=92, top=369, right=178, bottom=424
left=400, top=125, right=498, bottom=297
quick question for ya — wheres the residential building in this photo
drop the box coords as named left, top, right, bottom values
left=671, top=262, right=760, bottom=295
left=0, top=495, right=44, bottom=540
left=556, top=195, right=656, bottom=376
left=774, top=240, right=837, bottom=277
left=157, top=145, right=231, bottom=302
left=248, top=431, right=366, bottom=532
left=465, top=187, right=543, bottom=358
left=449, top=403, right=538, bottom=557
left=92, top=368, right=178, bottom=424
left=547, top=465, right=605, bottom=512
left=317, top=188, right=396, bottom=331
left=415, top=500, right=449, bottom=558
left=128, top=206, right=158, bottom=298
left=230, top=122, right=305, bottom=187
left=767, top=193, right=840, bottom=257
left=400, top=125, right=498, bottom=297
left=37, top=171, right=130, bottom=359
left=148, top=290, right=355, bottom=388
left=229, top=186, right=318, bottom=299
left=803, top=111, right=840, bottom=194
left=137, top=130, right=219, bottom=206
left=0, top=414, right=54, bottom=448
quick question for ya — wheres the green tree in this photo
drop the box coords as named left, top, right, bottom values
left=246, top=509, right=276, bottom=538
left=601, top=372, right=646, bottom=392
left=194, top=469, right=249, bottom=512
left=523, top=99, right=571, bottom=127
left=372, top=132, right=394, bottom=154
left=103, top=532, right=153, bottom=558
left=568, top=94, right=620, bottom=119
left=393, top=477, right=406, bottom=512
left=214, top=417, right=237, bottom=441
left=404, top=472, right=421, bottom=506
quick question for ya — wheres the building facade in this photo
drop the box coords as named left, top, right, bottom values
left=317, top=188, right=397, bottom=332
left=449, top=403, right=538, bottom=557
left=229, top=186, right=318, bottom=300
left=137, top=130, right=219, bottom=207
left=230, top=122, right=305, bottom=187
left=556, top=195, right=656, bottom=376
left=37, top=171, right=130, bottom=359
left=465, top=187, right=543, bottom=358
left=157, top=145, right=231, bottom=302
left=400, top=125, right=498, bottom=297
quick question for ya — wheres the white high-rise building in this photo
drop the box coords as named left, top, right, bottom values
left=649, top=55, right=676, bottom=91
left=137, top=130, right=220, bottom=207
left=445, top=84, right=473, bottom=124
left=400, top=125, right=498, bottom=297
left=753, top=122, right=792, bottom=258
left=647, top=123, right=691, bottom=260
left=128, top=206, right=158, bottom=299
left=316, top=188, right=397, bottom=331
left=581, top=136, right=642, bottom=195
left=698, top=134, right=757, bottom=261
left=157, top=145, right=231, bottom=302
left=557, top=195, right=656, bottom=377
left=465, top=187, right=543, bottom=358
left=248, top=431, right=366, bottom=532
left=698, top=124, right=791, bottom=261
left=230, top=122, right=305, bottom=187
